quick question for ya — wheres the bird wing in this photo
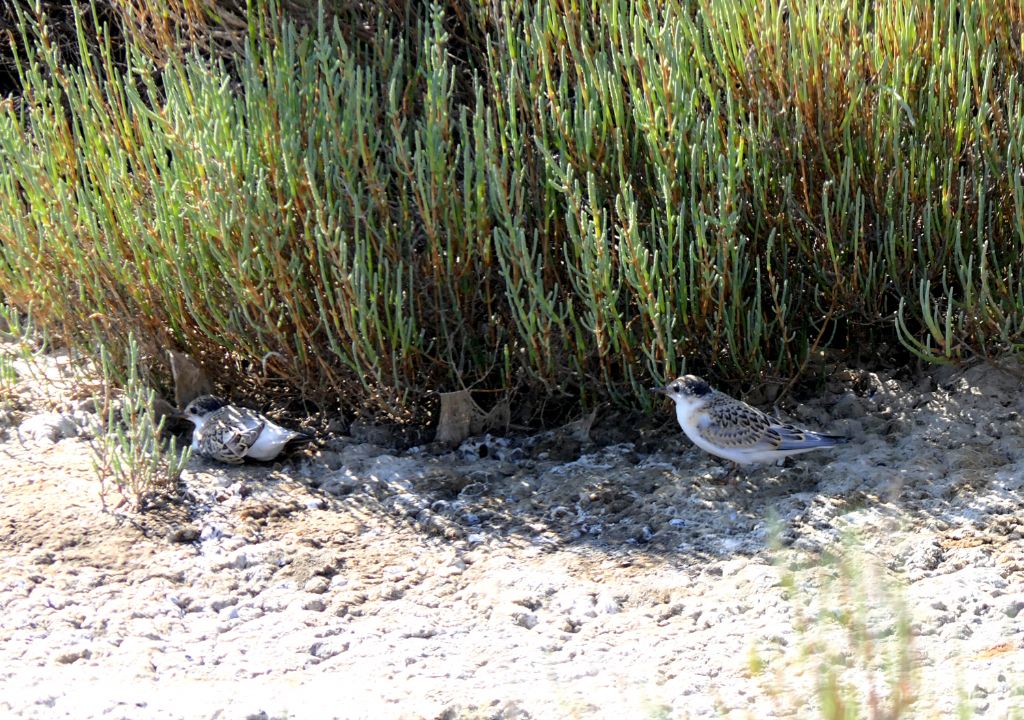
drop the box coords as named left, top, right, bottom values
left=695, top=397, right=783, bottom=452
left=196, top=409, right=265, bottom=463
left=771, top=424, right=847, bottom=450
left=697, top=397, right=844, bottom=452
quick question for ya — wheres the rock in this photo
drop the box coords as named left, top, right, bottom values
left=210, top=597, right=238, bottom=612
left=18, top=412, right=78, bottom=443
left=167, top=525, right=200, bottom=543
left=531, top=436, right=581, bottom=461
left=315, top=450, right=346, bottom=471
left=399, top=624, right=438, bottom=639
left=894, top=538, right=944, bottom=573
left=832, top=393, right=866, bottom=418
left=309, top=638, right=349, bottom=660
left=319, top=470, right=361, bottom=497
left=438, top=560, right=466, bottom=577
left=304, top=577, right=330, bottom=594
left=377, top=584, right=404, bottom=601
left=73, top=398, right=99, bottom=414
left=508, top=608, right=539, bottom=629
left=419, top=470, right=473, bottom=495
left=236, top=605, right=264, bottom=622
left=210, top=551, right=250, bottom=571
left=70, top=410, right=104, bottom=438
left=829, top=418, right=865, bottom=441
left=55, top=646, right=92, bottom=664
left=793, top=404, right=829, bottom=425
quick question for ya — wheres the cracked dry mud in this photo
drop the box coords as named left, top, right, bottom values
left=1, top=352, right=1023, bottom=719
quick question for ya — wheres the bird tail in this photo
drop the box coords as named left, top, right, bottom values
left=776, top=429, right=848, bottom=451
left=286, top=429, right=318, bottom=450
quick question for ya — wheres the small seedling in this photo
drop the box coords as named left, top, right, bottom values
left=90, top=333, right=190, bottom=512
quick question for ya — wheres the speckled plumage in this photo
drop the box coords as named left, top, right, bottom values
left=653, top=375, right=848, bottom=465
left=180, top=396, right=312, bottom=464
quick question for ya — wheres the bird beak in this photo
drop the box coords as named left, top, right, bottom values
left=650, top=385, right=667, bottom=395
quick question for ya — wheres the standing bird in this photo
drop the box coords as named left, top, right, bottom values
left=652, top=375, right=848, bottom=474
left=179, top=395, right=314, bottom=464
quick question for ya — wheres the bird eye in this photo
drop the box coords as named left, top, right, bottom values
left=189, top=407, right=198, bottom=415
left=672, top=384, right=680, bottom=393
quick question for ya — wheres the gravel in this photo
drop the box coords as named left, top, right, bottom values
left=1, top=358, right=1023, bottom=719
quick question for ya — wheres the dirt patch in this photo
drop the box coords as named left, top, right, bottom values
left=1, top=351, right=1023, bottom=719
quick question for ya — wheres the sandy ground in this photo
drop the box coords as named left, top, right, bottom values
left=0, top=348, right=1023, bottom=719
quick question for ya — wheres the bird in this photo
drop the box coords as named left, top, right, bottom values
left=651, top=375, right=848, bottom=476
left=178, top=395, right=314, bottom=464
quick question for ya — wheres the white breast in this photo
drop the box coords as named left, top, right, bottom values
left=674, top=403, right=761, bottom=465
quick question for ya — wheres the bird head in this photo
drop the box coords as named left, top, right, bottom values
left=178, top=395, right=228, bottom=425
left=651, top=375, right=713, bottom=410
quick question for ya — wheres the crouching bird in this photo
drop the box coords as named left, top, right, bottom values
left=652, top=375, right=848, bottom=478
left=179, top=395, right=314, bottom=464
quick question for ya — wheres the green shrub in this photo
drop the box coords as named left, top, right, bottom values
left=1, top=0, right=1023, bottom=420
